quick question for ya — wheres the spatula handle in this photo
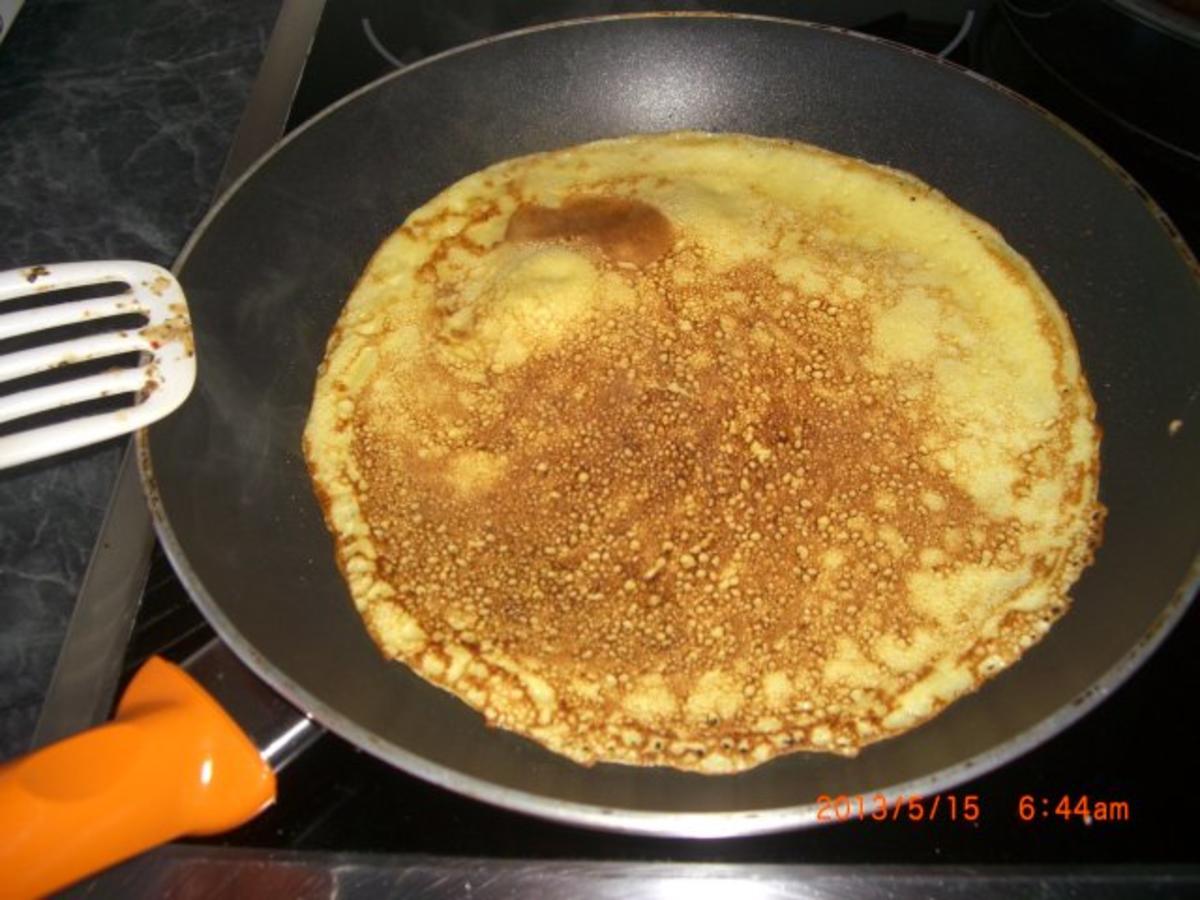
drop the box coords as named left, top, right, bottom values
left=0, top=657, right=275, bottom=899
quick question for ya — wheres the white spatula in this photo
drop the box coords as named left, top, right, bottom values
left=0, top=261, right=196, bottom=470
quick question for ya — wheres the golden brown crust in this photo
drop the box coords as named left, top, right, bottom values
left=304, top=132, right=1103, bottom=773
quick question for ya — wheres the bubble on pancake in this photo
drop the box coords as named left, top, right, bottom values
left=304, top=132, right=1103, bottom=773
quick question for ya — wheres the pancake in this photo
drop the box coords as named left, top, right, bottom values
left=303, top=132, right=1104, bottom=773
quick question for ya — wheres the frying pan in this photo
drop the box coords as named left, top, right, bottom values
left=3, top=12, right=1199, bottom=895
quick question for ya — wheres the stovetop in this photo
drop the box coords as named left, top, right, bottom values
left=109, top=0, right=1200, bottom=877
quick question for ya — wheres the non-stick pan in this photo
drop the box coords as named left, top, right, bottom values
left=4, top=12, right=1200, bottom=895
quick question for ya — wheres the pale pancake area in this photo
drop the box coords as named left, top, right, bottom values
left=304, top=132, right=1103, bottom=773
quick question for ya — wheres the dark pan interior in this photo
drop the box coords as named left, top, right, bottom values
left=146, top=16, right=1200, bottom=827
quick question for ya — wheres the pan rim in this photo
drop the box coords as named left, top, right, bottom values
left=139, top=10, right=1200, bottom=838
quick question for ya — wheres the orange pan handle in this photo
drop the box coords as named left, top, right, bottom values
left=0, top=656, right=276, bottom=900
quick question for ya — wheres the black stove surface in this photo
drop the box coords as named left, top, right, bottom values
left=128, top=0, right=1199, bottom=866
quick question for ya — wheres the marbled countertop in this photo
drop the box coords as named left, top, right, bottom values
left=0, top=0, right=280, bottom=759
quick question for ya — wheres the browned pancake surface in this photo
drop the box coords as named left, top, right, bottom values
left=304, top=133, right=1103, bottom=772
